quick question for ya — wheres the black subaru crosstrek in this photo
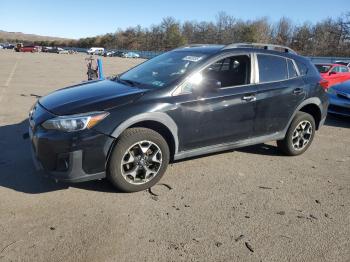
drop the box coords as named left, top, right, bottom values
left=29, top=43, right=328, bottom=192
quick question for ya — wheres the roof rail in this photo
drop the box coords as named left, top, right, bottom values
left=223, top=43, right=297, bottom=54
left=175, top=44, right=223, bottom=49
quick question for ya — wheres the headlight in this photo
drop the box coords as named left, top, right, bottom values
left=42, top=111, right=109, bottom=132
left=28, top=102, right=36, bottom=117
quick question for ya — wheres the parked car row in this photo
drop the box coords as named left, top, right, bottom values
left=2, top=43, right=140, bottom=58
left=104, top=50, right=140, bottom=58
left=0, top=43, right=15, bottom=49
left=42, top=46, right=76, bottom=54
left=87, top=47, right=140, bottom=58
left=0, top=43, right=76, bottom=54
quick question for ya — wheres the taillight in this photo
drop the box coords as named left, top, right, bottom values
left=319, top=78, right=329, bottom=90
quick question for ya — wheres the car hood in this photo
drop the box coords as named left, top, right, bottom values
left=39, top=79, right=145, bottom=115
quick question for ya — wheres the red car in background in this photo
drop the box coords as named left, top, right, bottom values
left=19, top=45, right=38, bottom=52
left=315, top=63, right=350, bottom=89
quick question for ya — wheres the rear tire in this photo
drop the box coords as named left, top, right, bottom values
left=277, top=112, right=316, bottom=156
left=108, top=128, right=170, bottom=192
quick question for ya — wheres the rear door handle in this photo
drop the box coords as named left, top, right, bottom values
left=242, top=95, right=256, bottom=102
left=293, top=88, right=304, bottom=94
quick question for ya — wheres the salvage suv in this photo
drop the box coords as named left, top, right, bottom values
left=29, top=43, right=328, bottom=192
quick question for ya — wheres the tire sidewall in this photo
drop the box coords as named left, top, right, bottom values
left=285, top=112, right=316, bottom=156
left=108, top=128, right=170, bottom=192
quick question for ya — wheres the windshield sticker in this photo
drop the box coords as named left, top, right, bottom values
left=182, top=56, right=203, bottom=62
left=151, top=81, right=165, bottom=87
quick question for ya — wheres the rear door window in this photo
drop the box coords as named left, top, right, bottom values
left=257, top=54, right=288, bottom=83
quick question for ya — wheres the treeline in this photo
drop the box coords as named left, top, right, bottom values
left=74, top=12, right=350, bottom=57
left=5, top=12, right=350, bottom=57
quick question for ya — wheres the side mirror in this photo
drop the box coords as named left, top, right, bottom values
left=193, top=78, right=221, bottom=96
left=329, top=71, right=337, bottom=75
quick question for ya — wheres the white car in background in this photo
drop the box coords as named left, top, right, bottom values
left=122, top=51, right=140, bottom=58
left=87, top=47, right=105, bottom=55
left=57, top=48, right=70, bottom=54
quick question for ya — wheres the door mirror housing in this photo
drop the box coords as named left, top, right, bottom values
left=329, top=71, right=337, bottom=75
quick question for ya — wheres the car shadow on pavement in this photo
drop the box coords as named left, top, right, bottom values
left=236, top=143, right=284, bottom=156
left=0, top=119, right=117, bottom=194
left=174, top=143, right=285, bottom=164
left=325, top=114, right=350, bottom=128
left=72, top=180, right=118, bottom=193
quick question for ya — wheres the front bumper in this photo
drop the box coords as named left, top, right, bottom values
left=29, top=124, right=114, bottom=183
left=31, top=145, right=106, bottom=182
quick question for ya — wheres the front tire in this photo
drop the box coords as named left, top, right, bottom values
left=277, top=112, right=316, bottom=156
left=108, top=128, right=170, bottom=192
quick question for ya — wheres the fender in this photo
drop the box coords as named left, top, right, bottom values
left=282, top=97, right=323, bottom=135
left=110, top=112, right=179, bottom=154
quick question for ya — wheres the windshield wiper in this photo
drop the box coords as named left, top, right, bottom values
left=113, top=75, right=141, bottom=87
left=121, top=79, right=140, bottom=86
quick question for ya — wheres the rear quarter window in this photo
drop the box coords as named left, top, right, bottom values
left=295, top=61, right=309, bottom=76
left=257, top=54, right=288, bottom=83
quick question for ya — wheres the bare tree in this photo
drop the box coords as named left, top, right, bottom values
left=73, top=12, right=350, bottom=56
left=216, top=11, right=236, bottom=43
left=291, top=23, right=313, bottom=55
left=251, top=17, right=273, bottom=43
left=274, top=17, right=294, bottom=45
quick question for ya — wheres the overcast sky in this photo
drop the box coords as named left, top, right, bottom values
left=1, top=0, right=349, bottom=39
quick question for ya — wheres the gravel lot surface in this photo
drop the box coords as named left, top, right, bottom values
left=0, top=50, right=349, bottom=262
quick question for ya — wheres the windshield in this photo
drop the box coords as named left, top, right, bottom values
left=316, top=64, right=331, bottom=73
left=118, top=51, right=208, bottom=88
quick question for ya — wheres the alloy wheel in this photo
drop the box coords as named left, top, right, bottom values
left=120, top=140, right=163, bottom=185
left=291, top=120, right=313, bottom=151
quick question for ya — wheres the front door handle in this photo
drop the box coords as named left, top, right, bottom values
left=293, top=88, right=304, bottom=94
left=242, top=95, right=256, bottom=102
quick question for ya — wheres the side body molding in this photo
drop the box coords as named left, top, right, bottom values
left=110, top=112, right=179, bottom=154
